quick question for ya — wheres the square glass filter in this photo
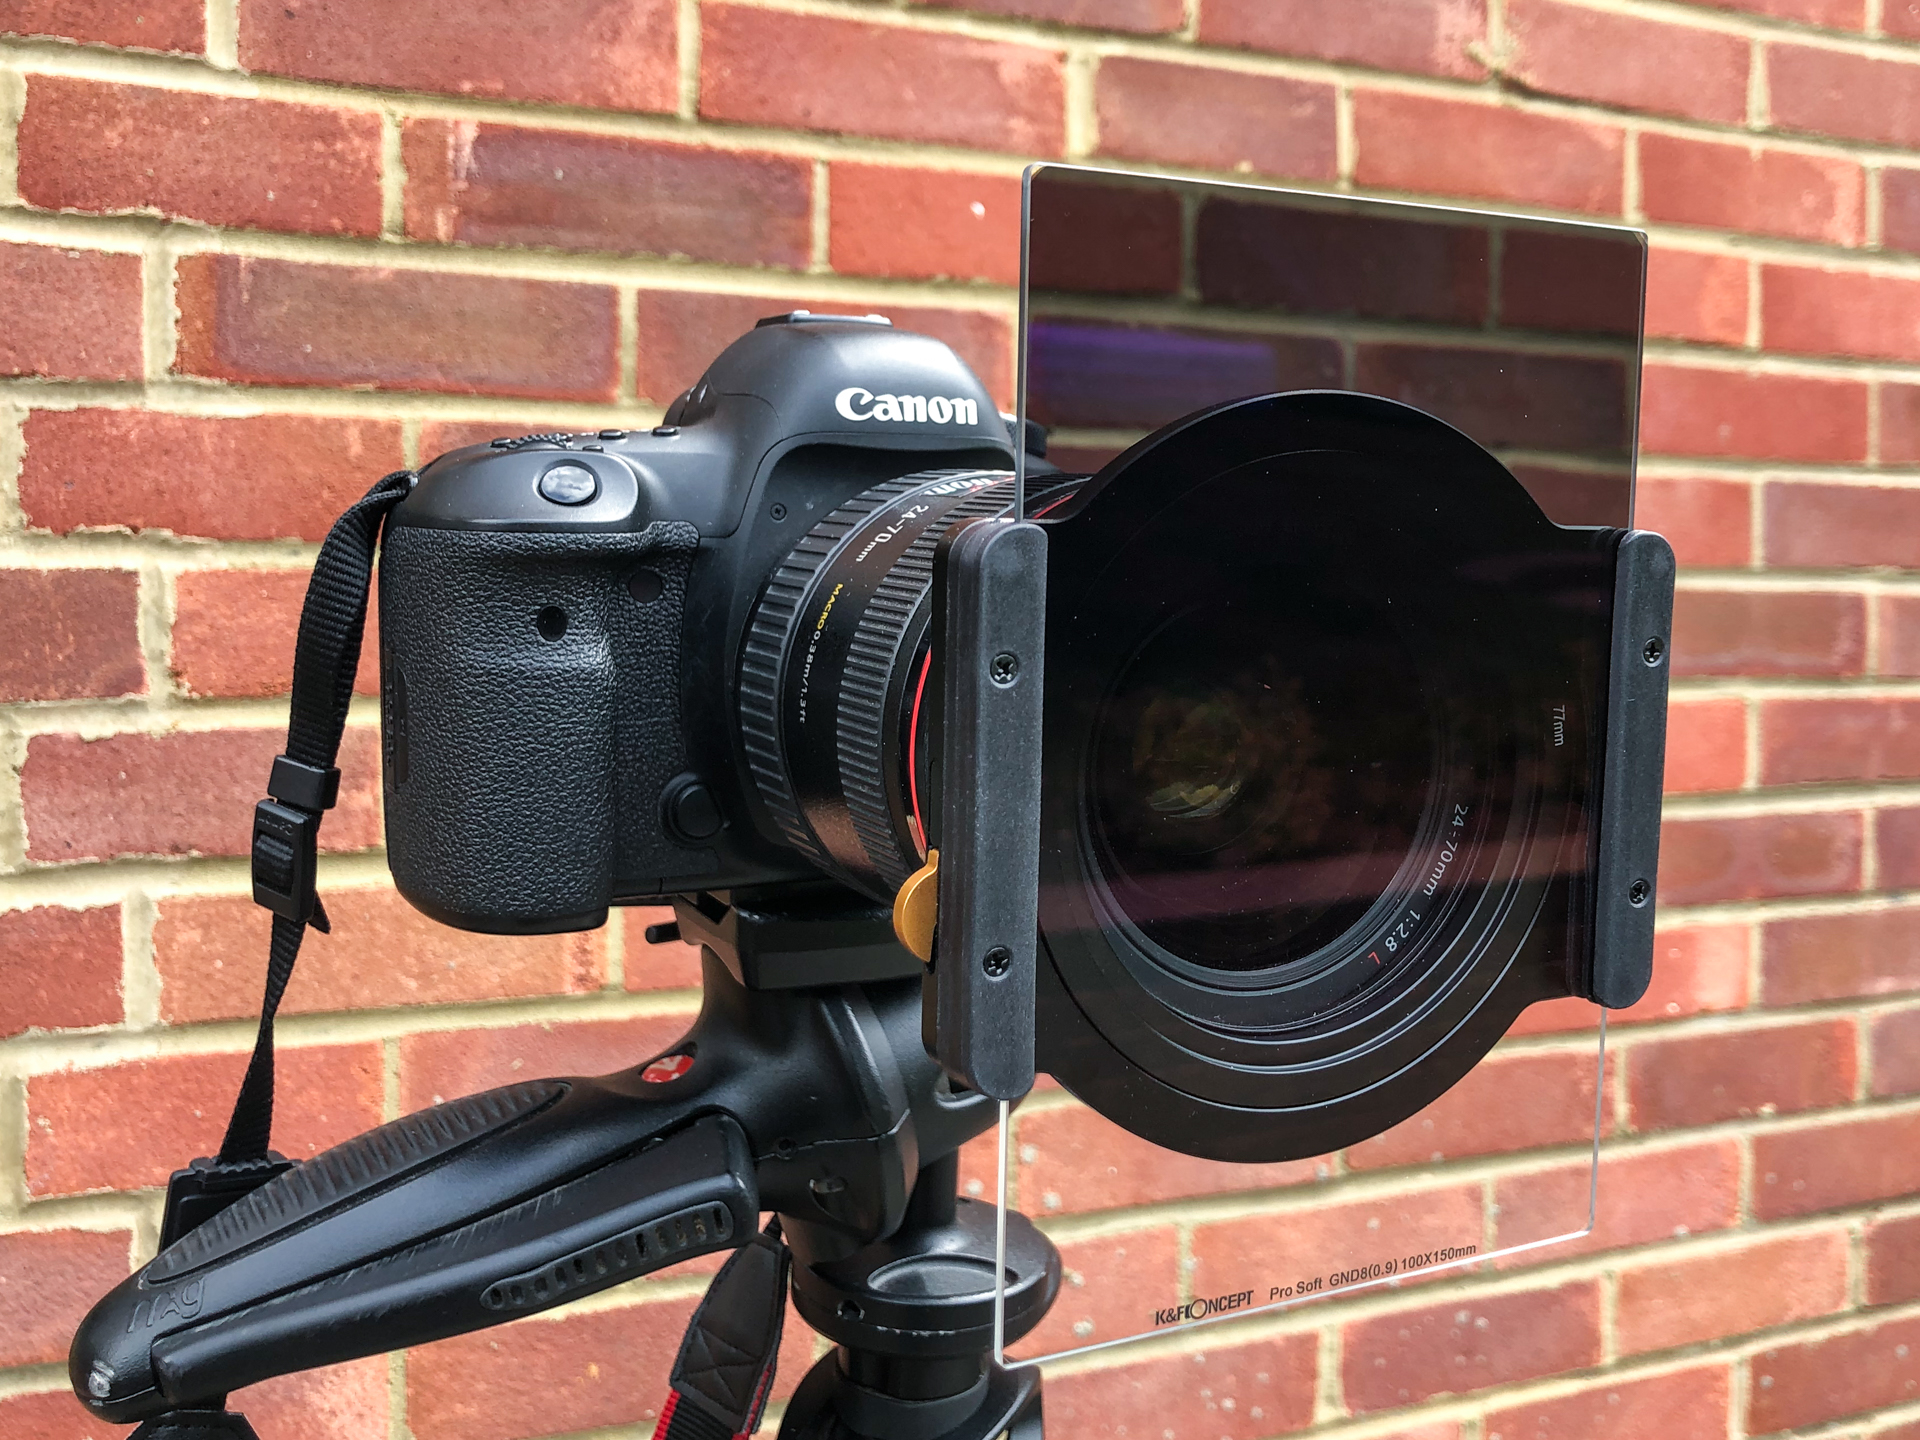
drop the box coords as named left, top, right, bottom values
left=992, top=163, right=1643, bottom=1365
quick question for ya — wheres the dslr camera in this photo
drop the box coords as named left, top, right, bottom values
left=71, top=169, right=1672, bottom=1440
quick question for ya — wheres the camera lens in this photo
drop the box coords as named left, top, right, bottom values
left=1089, top=593, right=1431, bottom=975
left=739, top=470, right=1079, bottom=901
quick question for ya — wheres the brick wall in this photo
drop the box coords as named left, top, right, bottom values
left=1, top=1, right=1918, bottom=1437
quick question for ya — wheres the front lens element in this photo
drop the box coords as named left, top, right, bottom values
left=1089, top=595, right=1433, bottom=975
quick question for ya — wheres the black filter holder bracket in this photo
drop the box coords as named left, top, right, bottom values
left=925, top=518, right=1048, bottom=1101
left=1587, top=529, right=1676, bottom=1008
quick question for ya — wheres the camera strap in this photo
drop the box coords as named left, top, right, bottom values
left=218, top=468, right=417, bottom=1167
left=653, top=1219, right=792, bottom=1440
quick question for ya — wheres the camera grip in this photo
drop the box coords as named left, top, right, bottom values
left=379, top=522, right=699, bottom=932
left=71, top=1078, right=754, bottom=1423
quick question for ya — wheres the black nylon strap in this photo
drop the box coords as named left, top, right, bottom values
left=655, top=1219, right=791, bottom=1440
left=218, top=470, right=414, bottom=1166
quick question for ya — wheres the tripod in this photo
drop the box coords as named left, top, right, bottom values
left=70, top=888, right=1061, bottom=1440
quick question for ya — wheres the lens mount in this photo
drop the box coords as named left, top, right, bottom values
left=1034, top=392, right=1617, bottom=1162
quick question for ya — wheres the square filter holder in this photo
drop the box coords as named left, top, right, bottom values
left=992, top=163, right=1643, bottom=1366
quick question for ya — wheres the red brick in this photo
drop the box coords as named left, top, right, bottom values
left=404, top=1294, right=813, bottom=1440
left=1200, top=0, right=1487, bottom=79
left=915, top=0, right=1183, bottom=30
left=1501, top=230, right=1646, bottom=339
left=1762, top=907, right=1920, bottom=1006
left=240, top=0, right=675, bottom=113
left=176, top=254, right=619, bottom=402
left=1663, top=697, right=1748, bottom=794
left=636, top=289, right=1014, bottom=408
left=1671, top=589, right=1865, bottom=678
left=0, top=569, right=144, bottom=702
left=828, top=165, right=1021, bottom=286
left=1766, top=483, right=1920, bottom=569
left=622, top=904, right=704, bottom=991
left=1891, top=0, right=1920, bottom=34
left=232, top=1358, right=390, bottom=1440
left=1510, top=924, right=1752, bottom=1035
left=1192, top=1183, right=1482, bottom=1305
left=1017, top=1102, right=1324, bottom=1217
left=1031, top=173, right=1183, bottom=298
left=0, top=1390, right=116, bottom=1440
left=1645, top=249, right=1748, bottom=348
left=171, top=569, right=377, bottom=699
left=1636, top=476, right=1751, bottom=569
left=1882, top=384, right=1920, bottom=466
left=1765, top=265, right=1920, bottom=363
left=1347, top=1049, right=1602, bottom=1170
left=1658, top=811, right=1863, bottom=907
left=1771, top=44, right=1920, bottom=149
left=402, top=120, right=810, bottom=268
left=1640, top=366, right=1867, bottom=462
left=1343, top=1281, right=1602, bottom=1411
left=19, top=77, right=381, bottom=237
left=1507, top=0, right=1748, bottom=123
left=1873, top=1007, right=1920, bottom=1098
left=19, top=409, right=402, bottom=542
left=21, top=727, right=381, bottom=862
left=1755, top=1110, right=1920, bottom=1220
left=1763, top=698, right=1920, bottom=785
left=26, top=1044, right=382, bottom=1196
left=417, top=419, right=539, bottom=460
left=1353, top=92, right=1623, bottom=215
left=1750, top=1313, right=1920, bottom=1431
left=3, top=0, right=203, bottom=50
left=1494, top=1140, right=1743, bottom=1260
left=1691, top=0, right=1862, bottom=24
left=1041, top=1337, right=1318, bottom=1437
left=1484, top=1363, right=1732, bottom=1440
left=1016, top=1225, right=1182, bottom=1357
left=1094, top=57, right=1337, bottom=181
left=156, top=888, right=606, bottom=1024
left=701, top=5, right=1064, bottom=155
left=1879, top=805, right=1920, bottom=886
left=1882, top=169, right=1920, bottom=256
left=1868, top=1211, right=1920, bottom=1305
left=1627, top=1018, right=1857, bottom=1130
left=400, top=1014, right=695, bottom=1112
left=1198, top=200, right=1489, bottom=327
left=0, top=1228, right=131, bottom=1366
left=1353, top=343, right=1629, bottom=454
left=1640, top=134, right=1864, bottom=247
left=0, top=243, right=142, bottom=381
left=0, top=905, right=122, bottom=1037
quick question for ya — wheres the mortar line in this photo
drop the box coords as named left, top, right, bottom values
left=678, top=0, right=702, bottom=121
left=0, top=67, right=25, bottom=206
left=380, top=106, right=407, bottom=238
left=120, top=889, right=161, bottom=1031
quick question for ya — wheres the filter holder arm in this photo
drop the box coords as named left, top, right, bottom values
left=922, top=518, right=1047, bottom=1101
left=1586, top=528, right=1676, bottom=1009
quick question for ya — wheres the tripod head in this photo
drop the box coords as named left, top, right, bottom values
left=72, top=891, right=1060, bottom=1437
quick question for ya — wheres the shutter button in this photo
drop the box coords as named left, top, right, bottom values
left=538, top=462, right=598, bottom=505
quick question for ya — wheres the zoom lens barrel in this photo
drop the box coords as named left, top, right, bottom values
left=739, top=470, right=1059, bottom=901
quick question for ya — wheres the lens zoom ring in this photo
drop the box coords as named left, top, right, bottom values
left=738, top=479, right=929, bottom=865
left=837, top=483, right=1019, bottom=892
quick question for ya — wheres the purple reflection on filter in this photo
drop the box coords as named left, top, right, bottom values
left=1027, top=320, right=1307, bottom=432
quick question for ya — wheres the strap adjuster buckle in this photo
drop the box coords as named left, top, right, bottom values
left=251, top=798, right=321, bottom=924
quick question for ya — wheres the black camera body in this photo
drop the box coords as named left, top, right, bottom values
left=381, top=313, right=1024, bottom=933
